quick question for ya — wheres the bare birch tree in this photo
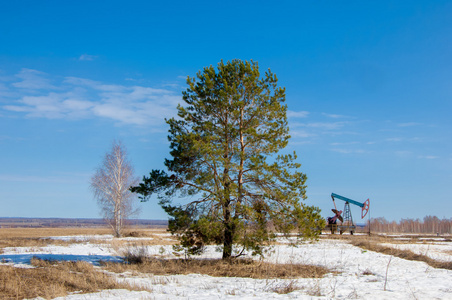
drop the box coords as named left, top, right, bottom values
left=90, top=140, right=139, bottom=237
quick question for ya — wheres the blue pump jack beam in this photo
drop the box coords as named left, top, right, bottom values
left=331, top=193, right=370, bottom=219
left=331, top=193, right=364, bottom=207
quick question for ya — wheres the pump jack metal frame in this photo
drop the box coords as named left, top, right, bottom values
left=328, top=193, right=370, bottom=235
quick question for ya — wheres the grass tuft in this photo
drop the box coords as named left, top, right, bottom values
left=266, top=280, right=301, bottom=294
left=103, top=257, right=330, bottom=279
left=350, top=237, right=452, bottom=270
left=0, top=258, right=147, bottom=299
left=361, top=268, right=375, bottom=276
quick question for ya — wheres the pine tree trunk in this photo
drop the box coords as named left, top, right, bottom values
left=223, top=212, right=233, bottom=259
left=222, top=195, right=233, bottom=259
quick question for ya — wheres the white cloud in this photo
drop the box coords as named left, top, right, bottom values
left=63, top=99, right=94, bottom=111
left=330, top=141, right=359, bottom=146
left=162, top=83, right=181, bottom=88
left=288, top=118, right=353, bottom=144
left=0, top=135, right=25, bottom=141
left=64, top=77, right=126, bottom=92
left=322, top=113, right=348, bottom=118
left=5, top=92, right=94, bottom=119
left=290, top=129, right=315, bottom=138
left=386, top=137, right=422, bottom=143
left=287, top=110, right=309, bottom=118
left=331, top=148, right=366, bottom=154
left=386, top=137, right=402, bottom=142
left=12, top=69, right=56, bottom=90
left=418, top=155, right=439, bottom=160
left=0, top=82, right=18, bottom=99
left=395, top=150, right=412, bottom=157
left=78, top=54, right=97, bottom=61
left=3, top=70, right=182, bottom=126
left=299, top=122, right=347, bottom=130
left=0, top=174, right=81, bottom=183
left=398, top=122, right=421, bottom=127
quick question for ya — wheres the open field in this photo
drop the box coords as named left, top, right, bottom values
left=0, top=227, right=169, bottom=239
left=0, top=227, right=451, bottom=299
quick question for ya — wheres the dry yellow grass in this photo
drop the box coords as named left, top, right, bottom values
left=0, top=237, right=73, bottom=252
left=121, top=229, right=177, bottom=246
left=349, top=237, right=452, bottom=270
left=0, top=258, right=148, bottom=299
left=0, top=226, right=331, bottom=298
left=0, top=227, right=169, bottom=239
left=0, top=227, right=175, bottom=252
left=103, top=257, right=330, bottom=279
left=0, top=227, right=112, bottom=239
left=320, top=234, right=452, bottom=270
left=0, top=228, right=108, bottom=252
left=321, top=232, right=419, bottom=245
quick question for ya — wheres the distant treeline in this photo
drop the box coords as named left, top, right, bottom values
left=369, top=216, right=452, bottom=234
left=0, top=217, right=168, bottom=228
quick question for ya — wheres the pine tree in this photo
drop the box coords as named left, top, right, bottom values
left=132, top=60, right=324, bottom=258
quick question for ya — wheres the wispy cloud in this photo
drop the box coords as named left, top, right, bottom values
left=322, top=113, right=348, bottom=118
left=287, top=110, right=309, bottom=118
left=0, top=135, right=25, bottom=142
left=395, top=150, right=412, bottom=157
left=418, top=155, right=439, bottom=160
left=12, top=68, right=56, bottom=90
left=2, top=69, right=182, bottom=126
left=398, top=122, right=421, bottom=127
left=386, top=137, right=422, bottom=143
left=0, top=82, right=18, bottom=99
left=294, top=121, right=348, bottom=130
left=0, top=174, right=85, bottom=184
left=290, top=129, right=315, bottom=138
left=331, top=148, right=367, bottom=154
left=5, top=92, right=95, bottom=119
left=330, top=141, right=359, bottom=146
left=386, top=137, right=402, bottom=142
left=330, top=140, right=368, bottom=154
left=78, top=54, right=98, bottom=61
left=288, top=113, right=354, bottom=144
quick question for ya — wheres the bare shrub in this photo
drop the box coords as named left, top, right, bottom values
left=305, top=279, right=323, bottom=296
left=123, top=244, right=148, bottom=264
left=125, top=231, right=150, bottom=238
left=361, top=268, right=375, bottom=276
left=347, top=286, right=359, bottom=299
left=266, top=280, right=301, bottom=294
left=30, top=256, right=55, bottom=267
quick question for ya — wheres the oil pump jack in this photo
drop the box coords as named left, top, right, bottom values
left=327, top=193, right=370, bottom=235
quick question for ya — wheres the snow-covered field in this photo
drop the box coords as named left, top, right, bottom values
left=380, top=241, right=452, bottom=262
left=1, top=233, right=451, bottom=300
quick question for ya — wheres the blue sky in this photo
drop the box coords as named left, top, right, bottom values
left=1, top=1, right=451, bottom=221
